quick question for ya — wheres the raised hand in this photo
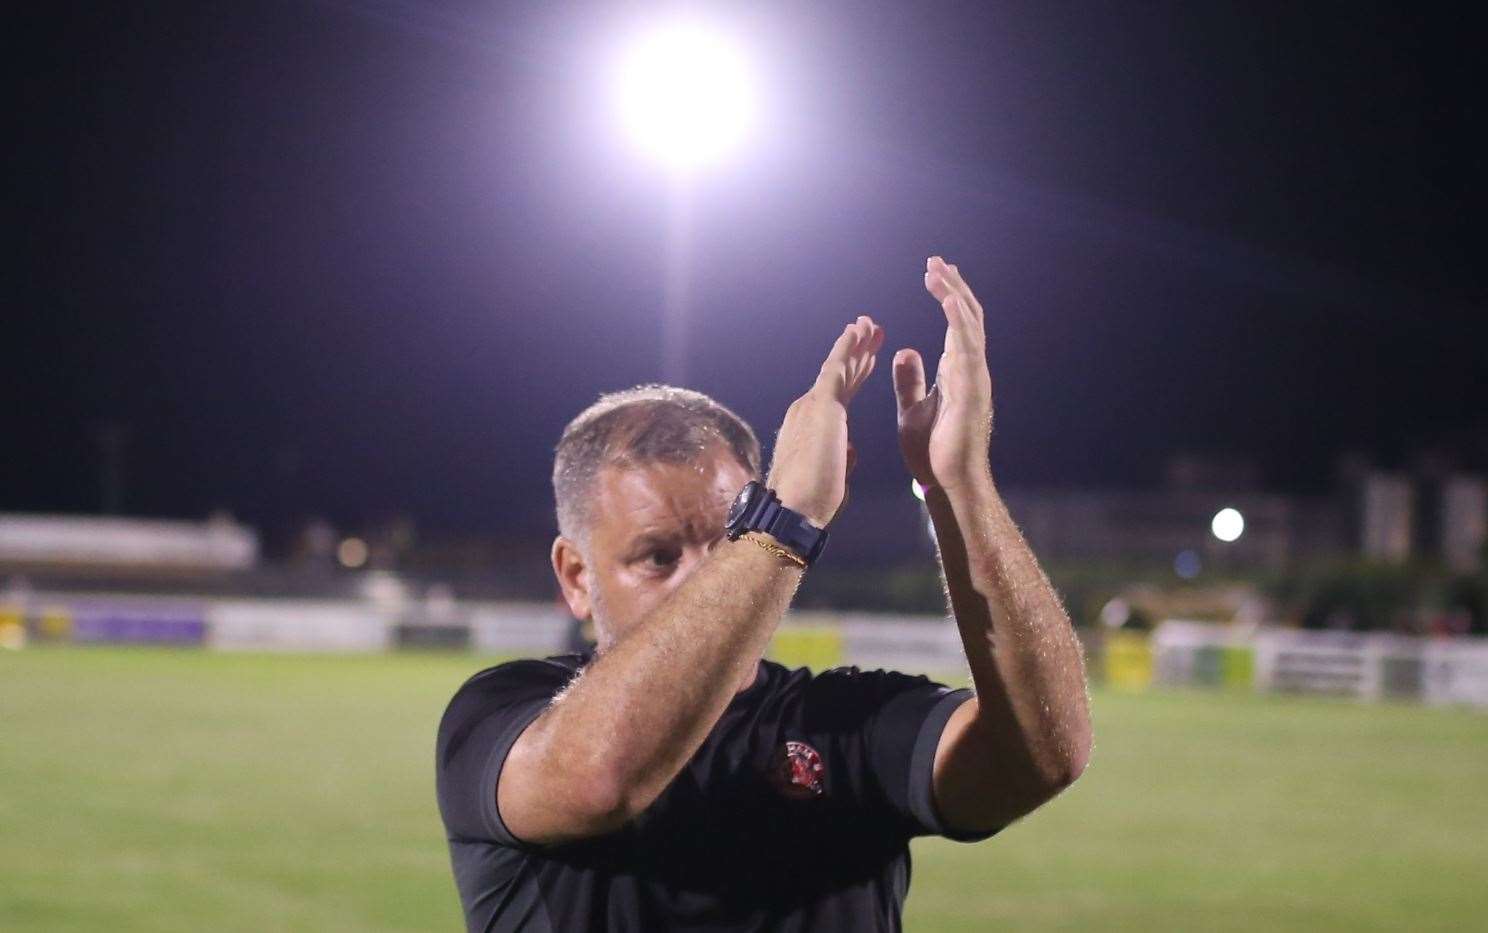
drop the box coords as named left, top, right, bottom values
left=892, top=257, right=994, bottom=493
left=767, top=314, right=885, bottom=527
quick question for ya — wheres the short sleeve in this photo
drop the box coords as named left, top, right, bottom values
left=435, top=658, right=576, bottom=847
left=809, top=668, right=998, bottom=843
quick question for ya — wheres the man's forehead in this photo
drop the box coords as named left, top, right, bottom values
left=594, top=451, right=749, bottom=530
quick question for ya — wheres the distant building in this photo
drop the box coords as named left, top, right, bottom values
left=968, top=454, right=1486, bottom=572
left=1002, top=487, right=1295, bottom=570
left=1440, top=475, right=1487, bottom=572
left=1342, top=460, right=1488, bottom=570
left=1359, top=473, right=1413, bottom=563
left=0, top=513, right=258, bottom=574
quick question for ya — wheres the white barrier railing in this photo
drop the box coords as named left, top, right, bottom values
left=1254, top=629, right=1375, bottom=697
left=1422, top=639, right=1488, bottom=708
left=467, top=602, right=573, bottom=655
left=830, top=612, right=967, bottom=676
left=1152, top=619, right=1253, bottom=688
left=208, top=600, right=393, bottom=653
left=1251, top=629, right=1436, bottom=701
left=9, top=591, right=1488, bottom=709
left=1155, top=620, right=1488, bottom=708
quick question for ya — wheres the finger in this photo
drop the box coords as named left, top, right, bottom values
left=942, top=296, right=981, bottom=358
left=928, top=256, right=985, bottom=324
left=815, top=322, right=859, bottom=389
left=819, top=317, right=877, bottom=400
left=928, top=278, right=980, bottom=357
left=944, top=289, right=978, bottom=342
left=862, top=345, right=879, bottom=384
left=851, top=322, right=885, bottom=389
left=892, top=348, right=926, bottom=415
left=924, top=268, right=953, bottom=304
left=841, top=316, right=881, bottom=402
left=852, top=315, right=875, bottom=354
left=843, top=316, right=868, bottom=383
left=946, top=263, right=985, bottom=324
left=925, top=270, right=977, bottom=338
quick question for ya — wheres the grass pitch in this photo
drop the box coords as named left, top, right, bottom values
left=3, top=648, right=1486, bottom=931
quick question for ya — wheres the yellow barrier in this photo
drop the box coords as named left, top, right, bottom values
left=1104, top=631, right=1153, bottom=691
left=1220, top=645, right=1255, bottom=689
left=0, top=605, right=23, bottom=650
left=768, top=626, right=844, bottom=672
left=37, top=606, right=73, bottom=641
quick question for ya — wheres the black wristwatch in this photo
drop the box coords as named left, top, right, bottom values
left=724, top=480, right=829, bottom=567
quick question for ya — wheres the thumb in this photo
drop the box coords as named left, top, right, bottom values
left=892, top=348, right=926, bottom=415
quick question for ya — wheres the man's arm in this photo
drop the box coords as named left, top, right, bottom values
left=500, top=316, right=887, bottom=846
left=925, top=473, right=1092, bottom=832
left=502, top=536, right=802, bottom=844
left=892, top=256, right=1092, bottom=835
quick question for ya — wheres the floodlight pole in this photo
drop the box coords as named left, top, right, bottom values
left=661, top=171, right=694, bottom=387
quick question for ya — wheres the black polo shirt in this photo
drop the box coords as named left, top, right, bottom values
left=435, top=652, right=995, bottom=932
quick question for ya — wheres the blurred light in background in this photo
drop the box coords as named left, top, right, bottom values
left=1211, top=507, right=1245, bottom=542
left=359, top=571, right=409, bottom=607
left=337, top=537, right=369, bottom=569
left=1174, top=548, right=1201, bottom=579
left=910, top=479, right=927, bottom=502
left=1099, top=597, right=1132, bottom=629
left=614, top=21, right=755, bottom=169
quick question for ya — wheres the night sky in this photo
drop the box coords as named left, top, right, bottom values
left=9, top=2, right=1484, bottom=539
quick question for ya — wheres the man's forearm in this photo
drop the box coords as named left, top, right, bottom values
left=925, top=470, right=1092, bottom=786
left=530, top=537, right=802, bottom=823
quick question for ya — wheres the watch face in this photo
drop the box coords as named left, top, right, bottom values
left=726, top=482, right=755, bottom=528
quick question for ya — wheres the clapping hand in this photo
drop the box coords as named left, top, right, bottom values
left=892, top=257, right=995, bottom=494
left=766, top=315, right=885, bottom=527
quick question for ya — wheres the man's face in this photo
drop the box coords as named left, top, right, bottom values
left=552, top=446, right=754, bottom=651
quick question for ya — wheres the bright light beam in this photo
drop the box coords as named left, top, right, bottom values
left=615, top=22, right=754, bottom=169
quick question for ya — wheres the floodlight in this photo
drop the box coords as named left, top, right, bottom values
left=616, top=22, right=754, bottom=168
left=1211, top=507, right=1245, bottom=543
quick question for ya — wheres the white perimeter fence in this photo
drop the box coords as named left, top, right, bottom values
left=1154, top=619, right=1488, bottom=709
left=6, top=593, right=1487, bottom=709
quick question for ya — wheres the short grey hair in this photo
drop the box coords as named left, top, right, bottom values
left=552, top=384, right=762, bottom=545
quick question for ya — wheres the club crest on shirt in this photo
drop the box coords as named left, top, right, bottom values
left=769, top=740, right=825, bottom=799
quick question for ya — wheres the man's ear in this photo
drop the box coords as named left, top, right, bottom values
left=551, top=535, right=592, bottom=622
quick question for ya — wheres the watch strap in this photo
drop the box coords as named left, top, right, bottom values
left=757, top=495, right=829, bottom=566
left=725, top=481, right=829, bottom=566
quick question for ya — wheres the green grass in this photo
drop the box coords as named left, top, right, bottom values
left=3, top=648, right=1486, bottom=931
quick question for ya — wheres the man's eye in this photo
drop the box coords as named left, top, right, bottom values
left=647, top=549, right=678, bottom=567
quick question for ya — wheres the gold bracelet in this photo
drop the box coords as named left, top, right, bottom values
left=742, top=531, right=807, bottom=568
